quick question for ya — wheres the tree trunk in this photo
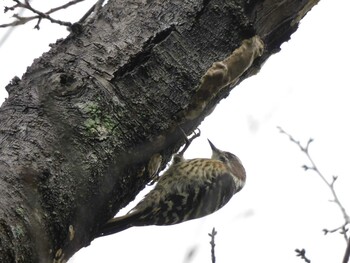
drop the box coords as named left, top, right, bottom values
left=0, top=0, right=319, bottom=262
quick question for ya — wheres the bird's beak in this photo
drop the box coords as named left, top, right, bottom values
left=208, top=139, right=220, bottom=153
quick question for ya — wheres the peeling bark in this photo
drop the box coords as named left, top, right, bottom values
left=0, top=0, right=319, bottom=262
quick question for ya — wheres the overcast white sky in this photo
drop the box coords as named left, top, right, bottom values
left=1, top=0, right=350, bottom=262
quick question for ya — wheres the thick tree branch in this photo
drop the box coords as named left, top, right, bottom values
left=0, top=0, right=320, bottom=262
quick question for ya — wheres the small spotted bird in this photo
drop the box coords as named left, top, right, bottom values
left=98, top=138, right=246, bottom=237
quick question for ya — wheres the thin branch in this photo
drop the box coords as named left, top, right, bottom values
left=21, top=0, right=72, bottom=29
left=208, top=228, right=217, bottom=263
left=323, top=224, right=349, bottom=242
left=295, top=248, right=311, bottom=263
left=1, top=0, right=86, bottom=29
left=46, top=0, right=85, bottom=15
left=0, top=15, right=34, bottom=28
left=278, top=127, right=350, bottom=229
left=78, top=0, right=106, bottom=24
left=279, top=126, right=350, bottom=263
left=343, top=239, right=350, bottom=263
left=77, top=3, right=96, bottom=24
left=0, top=7, right=29, bottom=46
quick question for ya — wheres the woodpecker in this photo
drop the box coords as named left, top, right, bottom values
left=97, top=137, right=246, bottom=237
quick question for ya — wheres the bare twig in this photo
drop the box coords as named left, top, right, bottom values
left=209, top=228, right=217, bottom=263
left=0, top=0, right=28, bottom=47
left=76, top=0, right=105, bottom=24
left=295, top=248, right=311, bottom=263
left=278, top=127, right=350, bottom=263
left=1, top=0, right=85, bottom=29
left=46, top=0, right=85, bottom=15
left=323, top=224, right=349, bottom=242
left=278, top=127, right=350, bottom=230
left=77, top=3, right=96, bottom=24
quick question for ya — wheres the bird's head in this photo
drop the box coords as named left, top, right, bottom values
left=208, top=139, right=246, bottom=183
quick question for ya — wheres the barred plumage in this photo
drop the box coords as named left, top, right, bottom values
left=97, top=139, right=246, bottom=237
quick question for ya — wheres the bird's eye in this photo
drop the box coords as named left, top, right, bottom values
left=219, top=156, right=226, bottom=163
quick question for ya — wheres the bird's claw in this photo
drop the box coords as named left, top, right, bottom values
left=178, top=128, right=201, bottom=156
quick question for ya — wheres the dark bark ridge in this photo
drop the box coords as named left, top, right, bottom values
left=0, top=0, right=318, bottom=262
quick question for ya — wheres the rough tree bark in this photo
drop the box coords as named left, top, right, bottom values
left=0, top=0, right=319, bottom=262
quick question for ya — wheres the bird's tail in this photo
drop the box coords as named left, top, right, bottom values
left=96, top=212, right=140, bottom=237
